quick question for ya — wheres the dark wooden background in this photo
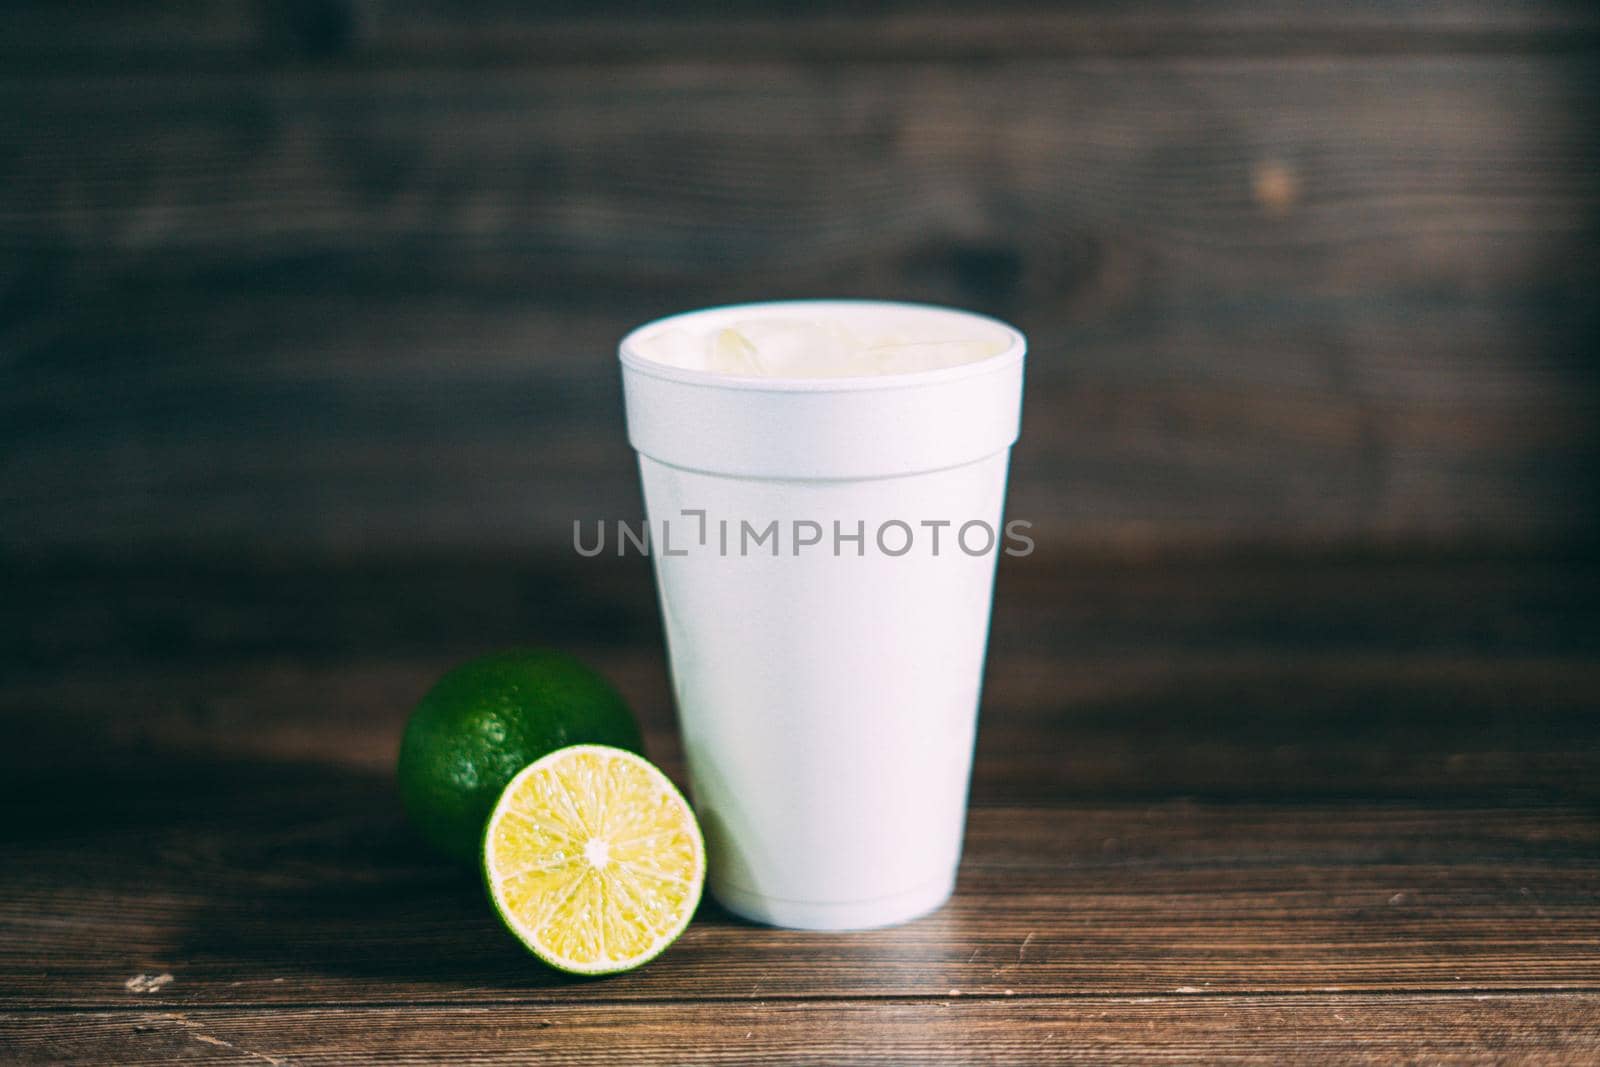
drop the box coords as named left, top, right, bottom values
left=5, top=1, right=1599, bottom=561
left=6, top=6, right=1600, bottom=1063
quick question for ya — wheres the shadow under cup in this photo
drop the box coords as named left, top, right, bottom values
left=620, top=300, right=1026, bottom=930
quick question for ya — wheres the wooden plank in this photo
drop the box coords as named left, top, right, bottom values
left=6, top=2, right=1600, bottom=67
left=6, top=554, right=1595, bottom=669
left=3, top=650, right=1598, bottom=803
left=3, top=785, right=1598, bottom=1007
left=3, top=556, right=1596, bottom=797
left=4, top=56, right=1597, bottom=557
left=5, top=996, right=1600, bottom=1064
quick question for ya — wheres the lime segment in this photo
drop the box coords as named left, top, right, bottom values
left=484, top=744, right=705, bottom=975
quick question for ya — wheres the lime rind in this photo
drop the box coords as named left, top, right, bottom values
left=482, top=744, right=706, bottom=976
left=398, top=649, right=645, bottom=864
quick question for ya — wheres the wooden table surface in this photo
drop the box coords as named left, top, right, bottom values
left=3, top=553, right=1598, bottom=1063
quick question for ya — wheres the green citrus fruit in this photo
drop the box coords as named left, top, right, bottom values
left=483, top=744, right=705, bottom=974
left=398, top=649, right=644, bottom=863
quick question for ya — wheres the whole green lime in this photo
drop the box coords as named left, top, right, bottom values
left=397, top=649, right=644, bottom=862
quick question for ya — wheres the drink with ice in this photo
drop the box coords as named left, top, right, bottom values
left=632, top=313, right=1008, bottom=378
left=619, top=301, right=1025, bottom=930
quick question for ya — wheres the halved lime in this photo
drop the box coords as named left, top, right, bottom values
left=483, top=744, right=705, bottom=975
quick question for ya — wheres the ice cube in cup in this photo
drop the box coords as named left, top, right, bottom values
left=718, top=318, right=862, bottom=378
left=708, top=328, right=760, bottom=375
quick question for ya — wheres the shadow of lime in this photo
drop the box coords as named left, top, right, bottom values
left=169, top=760, right=739, bottom=993
left=0, top=745, right=733, bottom=996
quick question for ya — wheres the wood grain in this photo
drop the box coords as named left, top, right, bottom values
left=4, top=789, right=1598, bottom=1008
left=6, top=650, right=1598, bottom=803
left=8, top=553, right=1595, bottom=669
left=7, top=1, right=1600, bottom=66
left=4, top=555, right=1596, bottom=801
left=5, top=54, right=1598, bottom=556
left=1, top=556, right=1596, bottom=1016
left=7, top=996, right=1600, bottom=1065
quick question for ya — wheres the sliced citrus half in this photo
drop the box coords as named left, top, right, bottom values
left=483, top=744, right=705, bottom=975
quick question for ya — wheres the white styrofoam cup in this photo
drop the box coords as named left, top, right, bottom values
left=619, top=300, right=1026, bottom=930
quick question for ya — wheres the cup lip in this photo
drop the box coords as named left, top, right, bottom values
left=618, top=299, right=1026, bottom=393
